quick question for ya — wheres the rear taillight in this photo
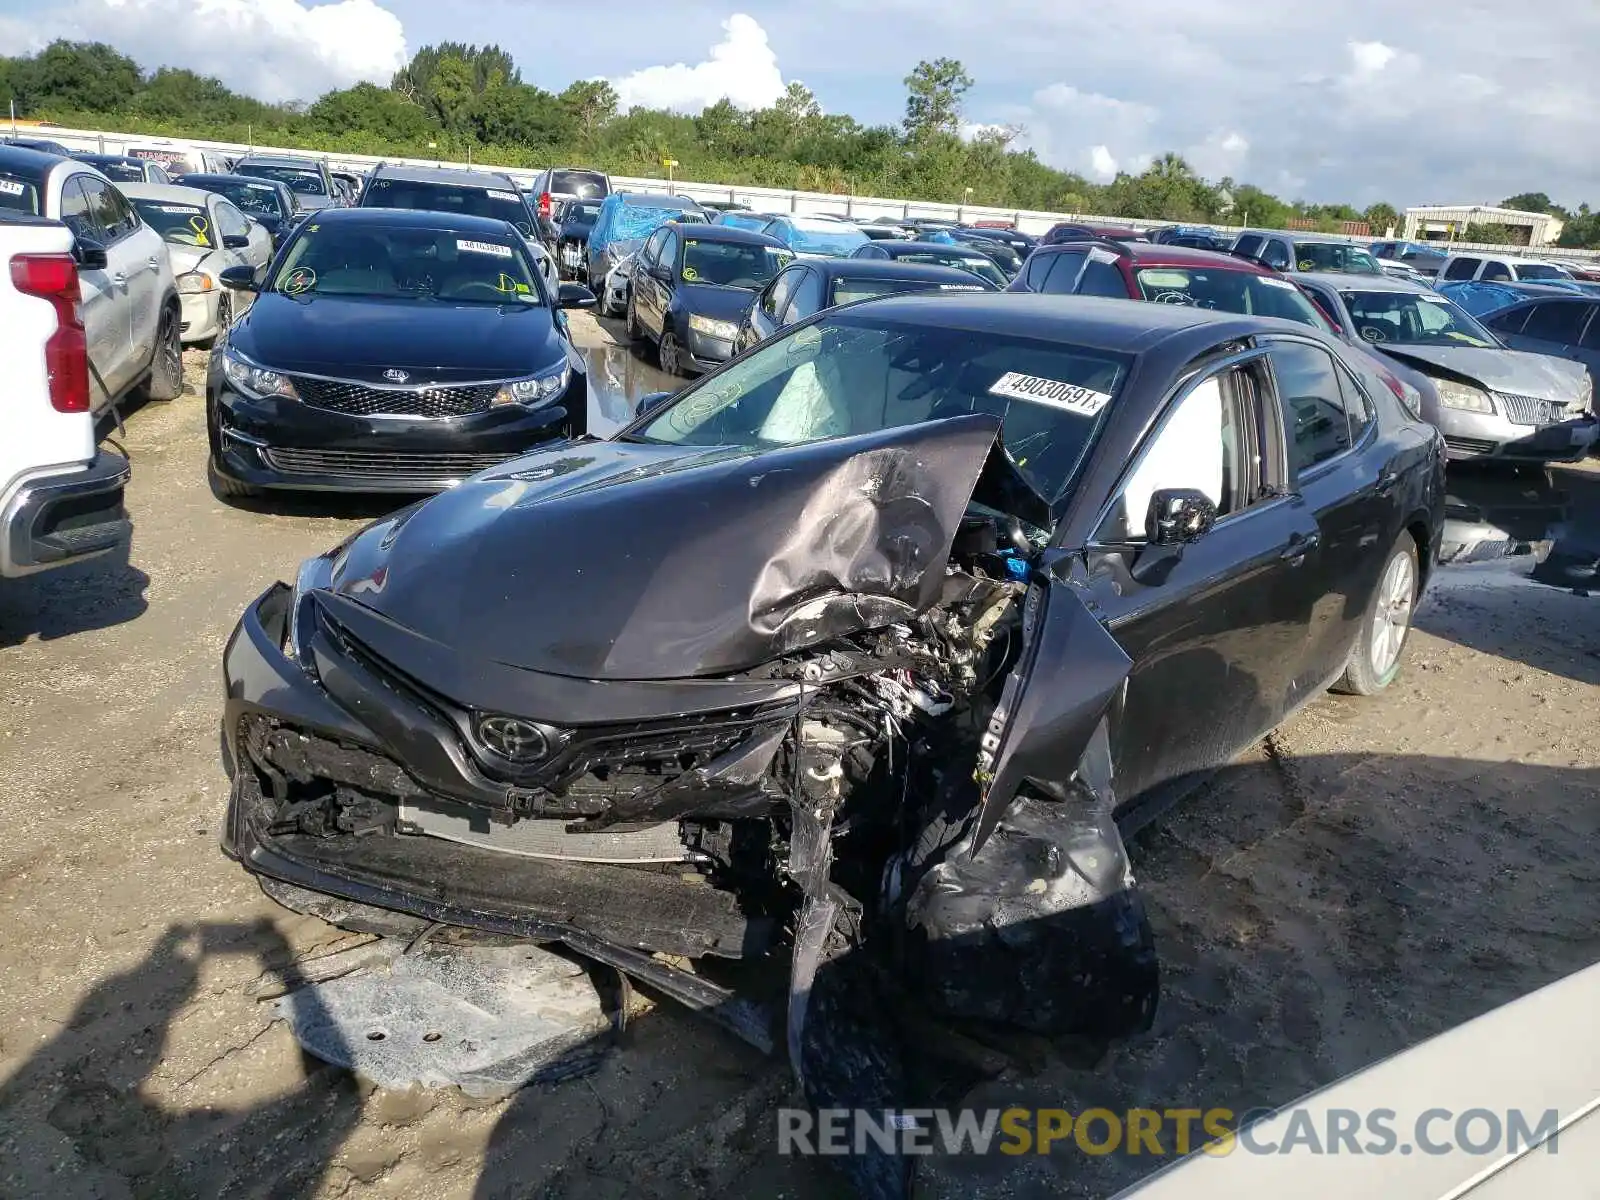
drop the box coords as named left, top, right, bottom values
left=1375, top=365, right=1407, bottom=401
left=538, top=192, right=553, bottom=219
left=10, top=253, right=90, bottom=414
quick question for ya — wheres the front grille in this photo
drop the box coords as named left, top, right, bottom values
left=261, top=447, right=511, bottom=481
left=1443, top=435, right=1497, bottom=454
left=291, top=376, right=501, bottom=418
left=1494, top=392, right=1565, bottom=426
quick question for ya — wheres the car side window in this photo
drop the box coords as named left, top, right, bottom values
left=1335, top=359, right=1377, bottom=444
left=783, top=269, right=825, bottom=321
left=1038, top=249, right=1087, bottom=294
left=1484, top=304, right=1532, bottom=335
left=1097, top=369, right=1257, bottom=543
left=639, top=229, right=665, bottom=268
left=1076, top=253, right=1127, bottom=298
left=1233, top=234, right=1263, bottom=257
left=763, top=267, right=801, bottom=320
left=214, top=200, right=250, bottom=240
left=1519, top=300, right=1592, bottom=344
left=59, top=176, right=100, bottom=244
left=1442, top=257, right=1478, bottom=281
left=1270, top=341, right=1355, bottom=475
left=1019, top=251, right=1051, bottom=290
left=1479, top=260, right=1513, bottom=282
left=659, top=229, right=681, bottom=272
left=1260, top=240, right=1292, bottom=270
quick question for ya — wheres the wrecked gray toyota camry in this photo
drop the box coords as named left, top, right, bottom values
left=222, top=292, right=1443, bottom=1191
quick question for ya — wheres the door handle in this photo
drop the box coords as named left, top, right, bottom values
left=1281, top=531, right=1321, bottom=563
left=111, top=272, right=127, bottom=287
left=147, top=257, right=161, bottom=270
left=1376, top=470, right=1400, bottom=496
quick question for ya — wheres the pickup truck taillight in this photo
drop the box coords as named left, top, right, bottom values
left=10, top=253, right=90, bottom=414
left=537, top=191, right=553, bottom=220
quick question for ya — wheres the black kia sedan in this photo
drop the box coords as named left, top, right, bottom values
left=625, top=222, right=791, bottom=374
left=220, top=295, right=1444, bottom=1157
left=207, top=208, right=595, bottom=497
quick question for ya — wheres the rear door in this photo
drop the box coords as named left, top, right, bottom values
left=779, top=267, right=825, bottom=324
left=84, top=176, right=161, bottom=382
left=57, top=174, right=129, bottom=407
left=1442, top=256, right=1480, bottom=281
left=1036, top=248, right=1087, bottom=294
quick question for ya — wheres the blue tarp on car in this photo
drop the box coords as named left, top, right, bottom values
left=588, top=194, right=702, bottom=263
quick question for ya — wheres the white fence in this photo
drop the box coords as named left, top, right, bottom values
left=27, top=122, right=1600, bottom=261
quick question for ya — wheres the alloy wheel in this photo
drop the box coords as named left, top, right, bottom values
left=1369, top=550, right=1415, bottom=676
left=660, top=331, right=682, bottom=376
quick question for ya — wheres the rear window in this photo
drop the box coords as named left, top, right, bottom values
left=95, top=161, right=145, bottom=182
left=1293, top=243, right=1381, bottom=274
left=0, top=172, right=41, bottom=215
left=1515, top=262, right=1568, bottom=281
left=1135, top=266, right=1332, bottom=330
left=549, top=170, right=608, bottom=200
left=364, top=178, right=533, bottom=237
left=830, top=276, right=985, bottom=305
left=890, top=250, right=1007, bottom=288
left=239, top=163, right=326, bottom=196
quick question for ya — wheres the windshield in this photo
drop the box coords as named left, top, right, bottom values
left=239, top=163, right=326, bottom=196
left=131, top=200, right=219, bottom=247
left=1516, top=263, right=1568, bottom=281
left=364, top=178, right=533, bottom=236
left=94, top=161, right=145, bottom=182
left=786, top=225, right=869, bottom=256
left=558, top=201, right=602, bottom=224
left=892, top=250, right=1008, bottom=289
left=270, top=223, right=544, bottom=304
left=634, top=311, right=1129, bottom=506
left=1135, top=266, right=1331, bottom=330
left=209, top=178, right=287, bottom=217
left=0, top=173, right=41, bottom=215
left=1339, top=289, right=1497, bottom=348
left=716, top=212, right=772, bottom=232
left=1293, top=243, right=1381, bottom=274
left=830, top=277, right=988, bottom=305
left=680, top=238, right=791, bottom=288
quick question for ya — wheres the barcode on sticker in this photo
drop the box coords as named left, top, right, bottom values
left=0, top=180, right=25, bottom=196
left=458, top=239, right=513, bottom=257
left=159, top=205, right=200, bottom=214
left=487, top=189, right=518, bottom=202
left=989, top=372, right=1112, bottom=415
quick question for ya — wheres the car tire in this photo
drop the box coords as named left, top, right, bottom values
left=203, top=294, right=232, bottom=349
left=207, top=456, right=259, bottom=501
left=1334, top=532, right=1420, bottom=696
left=659, top=329, right=684, bottom=377
left=626, top=295, right=645, bottom=345
left=144, top=306, right=184, bottom=401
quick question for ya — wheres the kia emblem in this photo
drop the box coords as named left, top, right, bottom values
left=382, top=368, right=410, bottom=384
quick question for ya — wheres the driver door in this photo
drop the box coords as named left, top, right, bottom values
left=1084, top=350, right=1323, bottom=803
left=645, top=227, right=679, bottom=337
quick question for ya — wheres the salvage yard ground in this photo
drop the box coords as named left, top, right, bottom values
left=1, top=314, right=1597, bottom=1199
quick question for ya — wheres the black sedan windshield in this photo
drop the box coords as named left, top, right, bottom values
left=365, top=179, right=532, bottom=235
left=94, top=160, right=145, bottom=182
left=239, top=164, right=326, bottom=196
left=680, top=237, right=790, bottom=289
left=1339, top=289, right=1497, bottom=348
left=830, top=277, right=988, bottom=305
left=209, top=178, right=288, bottom=217
left=637, top=312, right=1129, bottom=504
left=892, top=250, right=1008, bottom=288
left=271, top=224, right=542, bottom=304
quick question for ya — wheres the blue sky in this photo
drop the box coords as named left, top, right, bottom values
left=3, top=0, right=1598, bottom=209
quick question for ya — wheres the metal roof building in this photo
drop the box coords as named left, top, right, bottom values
left=1401, top=204, right=1562, bottom=247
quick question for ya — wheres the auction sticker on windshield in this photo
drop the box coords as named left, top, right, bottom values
left=458, top=239, right=513, bottom=258
left=990, top=372, right=1112, bottom=416
left=487, top=190, right=519, bottom=202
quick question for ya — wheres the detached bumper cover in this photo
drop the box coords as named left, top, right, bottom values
left=0, top=451, right=131, bottom=577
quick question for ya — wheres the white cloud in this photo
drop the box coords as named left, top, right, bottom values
left=0, top=0, right=408, bottom=104
left=1016, top=83, right=1158, bottom=181
left=1185, top=129, right=1249, bottom=180
left=1088, top=145, right=1118, bottom=182
left=1348, top=40, right=1397, bottom=76
left=609, top=13, right=786, bottom=114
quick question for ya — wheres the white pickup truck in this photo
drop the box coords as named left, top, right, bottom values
left=0, top=211, right=133, bottom=577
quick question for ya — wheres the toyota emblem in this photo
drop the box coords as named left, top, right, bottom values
left=382, top=368, right=411, bottom=384
left=475, top=715, right=549, bottom=763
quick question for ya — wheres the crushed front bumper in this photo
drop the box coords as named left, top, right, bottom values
left=0, top=451, right=131, bottom=578
left=221, top=583, right=780, bottom=959
left=1437, top=410, right=1597, bottom=462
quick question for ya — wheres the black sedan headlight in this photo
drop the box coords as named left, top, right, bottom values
left=493, top=361, right=572, bottom=408
left=222, top=347, right=298, bottom=400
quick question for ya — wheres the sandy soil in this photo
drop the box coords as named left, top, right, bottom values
left=1, top=320, right=1596, bottom=1199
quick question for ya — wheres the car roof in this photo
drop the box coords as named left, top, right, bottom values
left=117, top=182, right=219, bottom=205
left=784, top=214, right=862, bottom=231
left=1292, top=270, right=1435, bottom=295
left=667, top=222, right=782, bottom=246
left=236, top=155, right=322, bottom=169
left=879, top=239, right=990, bottom=257
left=811, top=259, right=997, bottom=285
left=181, top=173, right=285, bottom=189
left=1045, top=241, right=1273, bottom=273
left=373, top=163, right=518, bottom=190
left=0, top=144, right=67, bottom=180
left=845, top=291, right=1291, bottom=353
left=294, top=207, right=522, bottom=236
left=73, top=153, right=142, bottom=165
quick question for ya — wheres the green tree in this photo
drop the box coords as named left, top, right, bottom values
left=902, top=58, right=972, bottom=142
left=1363, top=202, right=1399, bottom=235
left=1501, top=191, right=1568, bottom=217
left=559, top=79, right=618, bottom=143
left=11, top=40, right=140, bottom=115
left=425, top=55, right=477, bottom=132
left=473, top=81, right=568, bottom=148
left=393, top=43, right=518, bottom=99
left=306, top=82, right=435, bottom=141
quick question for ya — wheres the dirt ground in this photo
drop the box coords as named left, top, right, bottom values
left=1, top=316, right=1597, bottom=1199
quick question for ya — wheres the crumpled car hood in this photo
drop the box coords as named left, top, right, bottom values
left=1382, top=343, right=1588, bottom=399
left=326, top=415, right=1001, bottom=681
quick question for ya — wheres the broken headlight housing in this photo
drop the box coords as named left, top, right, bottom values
left=222, top=347, right=298, bottom=400
left=1435, top=379, right=1493, bottom=413
left=493, top=361, right=571, bottom=408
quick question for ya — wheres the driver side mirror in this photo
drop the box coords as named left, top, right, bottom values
left=222, top=233, right=250, bottom=250
left=634, top=390, right=673, bottom=419
left=73, top=238, right=109, bottom=271
left=1145, top=488, right=1217, bottom=546
left=218, top=264, right=259, bottom=292
left=557, top=282, right=597, bottom=310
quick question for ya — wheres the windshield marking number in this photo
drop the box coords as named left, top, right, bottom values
left=989, top=372, right=1112, bottom=416
left=458, top=239, right=513, bottom=258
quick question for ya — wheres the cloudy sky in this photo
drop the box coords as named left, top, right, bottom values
left=1, top=0, right=1596, bottom=208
